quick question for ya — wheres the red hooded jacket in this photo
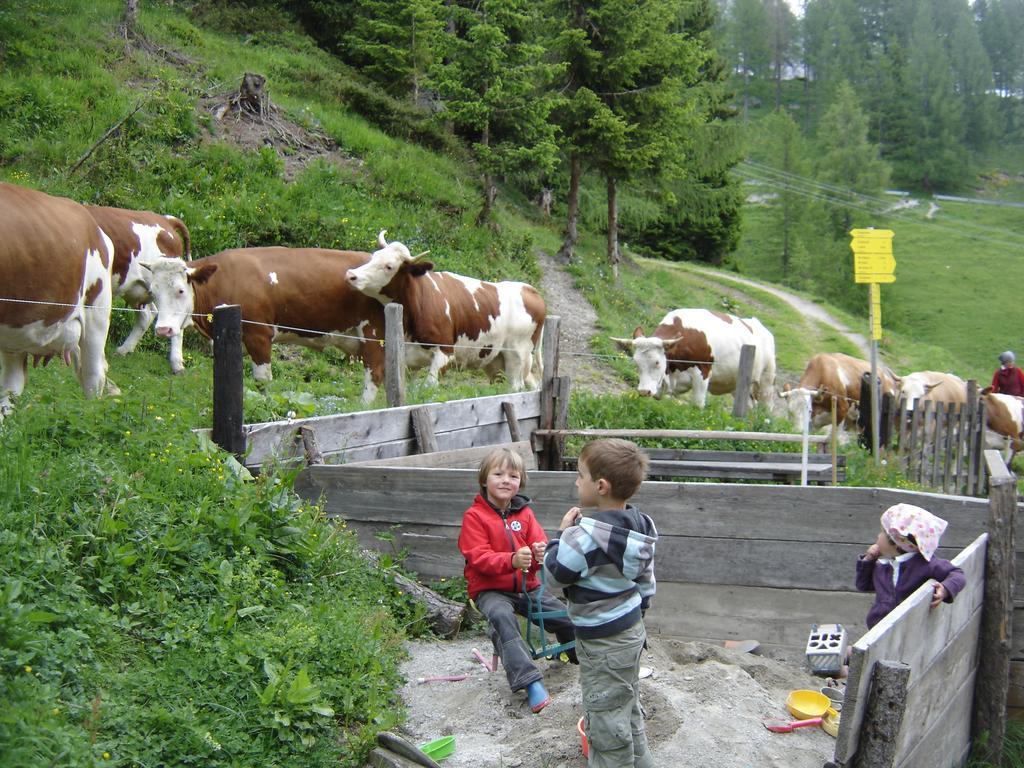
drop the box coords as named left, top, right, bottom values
left=458, top=493, right=547, bottom=599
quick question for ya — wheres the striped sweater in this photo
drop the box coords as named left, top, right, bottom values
left=543, top=505, right=657, bottom=639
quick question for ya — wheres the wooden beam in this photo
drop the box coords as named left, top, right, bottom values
left=731, top=344, right=755, bottom=418
left=851, top=660, right=911, bottom=768
left=532, top=428, right=829, bottom=444
left=501, top=401, right=521, bottom=442
left=385, top=303, right=405, bottom=408
left=410, top=406, right=438, bottom=454
left=973, top=450, right=1016, bottom=761
left=298, top=426, right=322, bottom=465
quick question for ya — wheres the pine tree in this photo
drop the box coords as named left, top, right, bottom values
left=897, top=0, right=967, bottom=191
left=621, top=0, right=745, bottom=265
left=814, top=80, right=890, bottom=238
left=549, top=0, right=706, bottom=275
left=725, top=0, right=773, bottom=119
left=431, top=0, right=561, bottom=223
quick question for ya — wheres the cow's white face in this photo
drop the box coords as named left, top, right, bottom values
left=899, top=377, right=928, bottom=412
left=346, top=237, right=412, bottom=300
left=147, top=259, right=197, bottom=339
left=631, top=337, right=669, bottom=398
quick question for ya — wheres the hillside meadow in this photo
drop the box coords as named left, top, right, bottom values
left=1, top=2, right=1021, bottom=767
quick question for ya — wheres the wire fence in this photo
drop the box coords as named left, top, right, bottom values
left=0, top=295, right=730, bottom=367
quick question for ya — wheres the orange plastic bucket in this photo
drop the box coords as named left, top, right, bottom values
left=578, top=716, right=588, bottom=758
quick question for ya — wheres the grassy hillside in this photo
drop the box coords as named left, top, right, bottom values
left=1, top=3, right=1020, bottom=767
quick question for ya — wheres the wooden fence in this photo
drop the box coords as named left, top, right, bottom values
left=864, top=380, right=992, bottom=497
left=293, top=451, right=1016, bottom=765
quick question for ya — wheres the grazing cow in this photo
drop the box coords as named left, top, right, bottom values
left=345, top=231, right=546, bottom=390
left=145, top=248, right=386, bottom=403
left=610, top=308, right=776, bottom=408
left=785, top=352, right=899, bottom=431
left=982, top=392, right=1024, bottom=461
left=0, top=182, right=115, bottom=416
left=86, top=205, right=190, bottom=371
left=898, top=371, right=967, bottom=413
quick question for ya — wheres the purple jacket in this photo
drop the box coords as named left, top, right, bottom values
left=856, top=553, right=966, bottom=629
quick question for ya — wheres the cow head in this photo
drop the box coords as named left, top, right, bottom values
left=144, top=259, right=217, bottom=341
left=346, top=230, right=431, bottom=303
left=610, top=326, right=684, bottom=398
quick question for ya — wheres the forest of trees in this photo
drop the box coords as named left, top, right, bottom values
left=188, top=0, right=1024, bottom=287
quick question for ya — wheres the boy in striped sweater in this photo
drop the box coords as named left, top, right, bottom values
left=544, top=439, right=658, bottom=768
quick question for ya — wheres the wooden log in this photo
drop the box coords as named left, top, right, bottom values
left=973, top=450, right=1015, bottom=761
left=541, top=315, right=561, bottom=386
left=410, top=406, right=439, bottom=454
left=298, top=426, right=322, bottom=465
left=385, top=303, right=405, bottom=408
left=851, top=660, right=911, bottom=768
left=501, top=401, right=521, bottom=442
left=363, top=550, right=465, bottom=639
left=211, top=304, right=245, bottom=458
left=731, top=344, right=755, bottom=418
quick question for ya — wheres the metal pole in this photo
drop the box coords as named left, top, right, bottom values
left=869, top=289, right=880, bottom=465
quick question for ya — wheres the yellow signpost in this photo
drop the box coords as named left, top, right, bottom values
left=849, top=228, right=896, bottom=464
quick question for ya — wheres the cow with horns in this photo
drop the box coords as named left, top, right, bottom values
left=145, top=247, right=387, bottom=403
left=345, top=231, right=546, bottom=390
left=0, top=182, right=115, bottom=417
left=85, top=205, right=190, bottom=372
left=783, top=352, right=900, bottom=433
left=611, top=308, right=776, bottom=408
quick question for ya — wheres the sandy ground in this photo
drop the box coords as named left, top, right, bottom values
left=394, top=631, right=839, bottom=768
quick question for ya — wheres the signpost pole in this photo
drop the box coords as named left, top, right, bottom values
left=850, top=229, right=895, bottom=468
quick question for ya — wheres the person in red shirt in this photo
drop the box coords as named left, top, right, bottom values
left=457, top=447, right=576, bottom=714
left=991, top=351, right=1024, bottom=396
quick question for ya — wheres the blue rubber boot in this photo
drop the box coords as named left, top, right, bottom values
left=526, top=681, right=550, bottom=713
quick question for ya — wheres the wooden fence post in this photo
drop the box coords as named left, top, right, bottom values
left=538, top=316, right=562, bottom=469
left=410, top=406, right=438, bottom=454
left=965, top=380, right=979, bottom=496
left=851, top=660, right=911, bottom=768
left=731, top=344, right=755, bottom=418
left=385, top=303, right=405, bottom=408
left=973, top=450, right=1015, bottom=761
left=212, top=304, right=245, bottom=459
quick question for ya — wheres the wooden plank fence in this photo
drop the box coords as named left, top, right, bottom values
left=865, top=381, right=994, bottom=497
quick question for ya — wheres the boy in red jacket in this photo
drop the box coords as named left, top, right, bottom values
left=458, top=447, right=576, bottom=714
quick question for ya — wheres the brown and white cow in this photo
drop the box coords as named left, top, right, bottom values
left=86, top=205, right=190, bottom=371
left=345, top=231, right=546, bottom=390
left=784, top=352, right=899, bottom=431
left=982, top=392, right=1024, bottom=461
left=610, top=308, right=776, bottom=408
left=897, top=371, right=967, bottom=413
left=145, top=248, right=386, bottom=403
left=0, top=182, right=115, bottom=416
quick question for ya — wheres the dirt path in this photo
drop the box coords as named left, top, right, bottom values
left=681, top=264, right=871, bottom=357
left=535, top=250, right=630, bottom=395
left=535, top=251, right=870, bottom=397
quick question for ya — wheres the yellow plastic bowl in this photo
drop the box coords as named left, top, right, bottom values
left=786, top=689, right=831, bottom=720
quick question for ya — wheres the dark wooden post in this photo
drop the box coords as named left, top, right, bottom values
left=965, top=380, right=979, bottom=495
left=410, top=406, right=438, bottom=454
left=731, top=344, right=755, bottom=418
left=858, top=371, right=874, bottom=451
left=538, top=316, right=561, bottom=469
left=212, top=304, right=245, bottom=459
left=851, top=660, right=911, bottom=768
left=384, top=303, right=405, bottom=408
left=973, top=450, right=1015, bottom=761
